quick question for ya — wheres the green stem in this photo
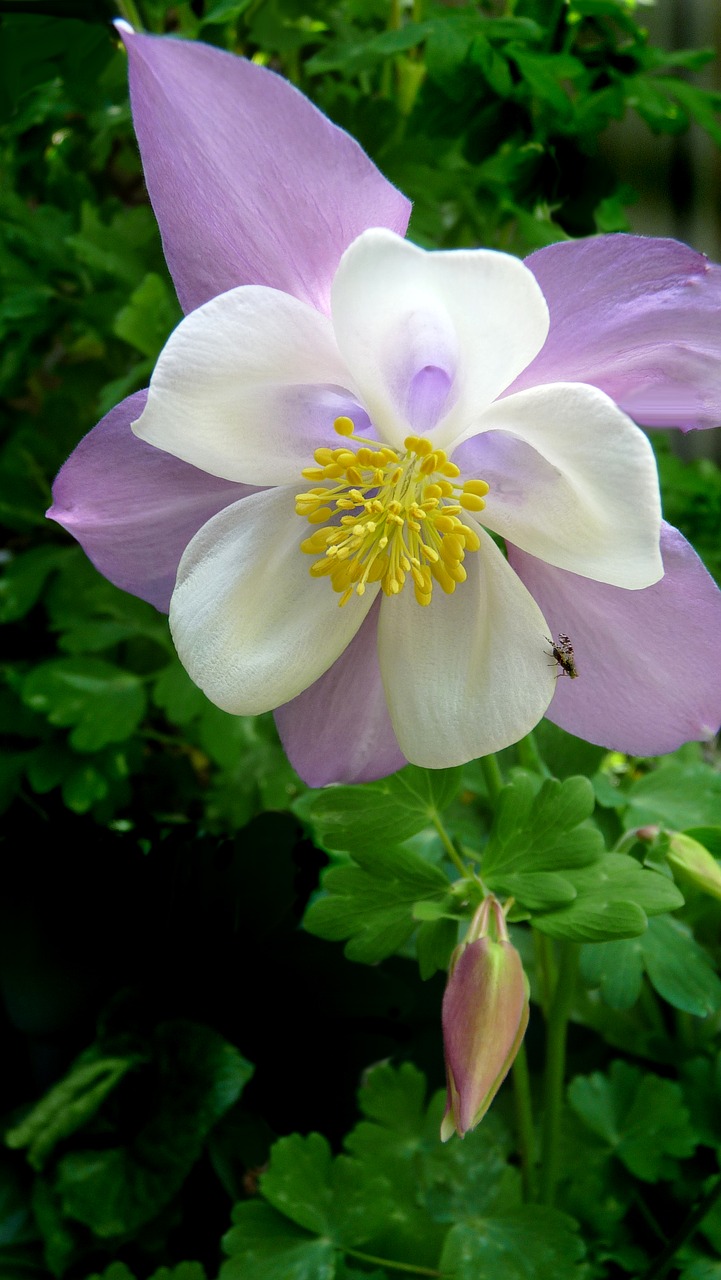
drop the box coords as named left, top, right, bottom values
left=516, top=730, right=548, bottom=777
left=116, top=0, right=144, bottom=29
left=479, top=753, right=503, bottom=803
left=345, top=1248, right=443, bottom=1277
left=539, top=940, right=578, bottom=1207
left=432, top=815, right=468, bottom=879
left=534, top=931, right=555, bottom=1017
left=641, top=1175, right=721, bottom=1280
left=512, top=1041, right=537, bottom=1202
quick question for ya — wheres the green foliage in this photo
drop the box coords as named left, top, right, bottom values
left=3, top=3, right=721, bottom=1279
left=7, top=1021, right=252, bottom=1273
left=222, top=1063, right=587, bottom=1279
left=569, top=1060, right=697, bottom=1182
left=582, top=915, right=721, bottom=1017
left=297, top=764, right=462, bottom=856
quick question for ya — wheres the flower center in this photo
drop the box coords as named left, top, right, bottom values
left=295, top=417, right=489, bottom=607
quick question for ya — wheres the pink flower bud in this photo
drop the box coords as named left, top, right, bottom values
left=441, top=896, right=529, bottom=1141
left=666, top=832, right=721, bottom=902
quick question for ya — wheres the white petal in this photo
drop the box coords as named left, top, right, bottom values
left=169, top=488, right=377, bottom=713
left=330, top=229, right=550, bottom=451
left=133, top=286, right=357, bottom=485
left=455, top=383, right=663, bottom=589
left=377, top=528, right=556, bottom=767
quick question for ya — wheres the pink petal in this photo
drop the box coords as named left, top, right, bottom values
left=513, top=235, right=721, bottom=431
left=120, top=29, right=411, bottom=316
left=508, top=523, right=721, bottom=755
left=274, top=601, right=407, bottom=786
left=48, top=392, right=250, bottom=612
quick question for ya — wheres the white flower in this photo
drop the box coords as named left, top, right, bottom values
left=131, top=229, right=662, bottom=771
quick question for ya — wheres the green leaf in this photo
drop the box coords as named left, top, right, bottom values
left=509, top=49, right=586, bottom=115
left=581, top=915, right=721, bottom=1015
left=346, top=1063, right=514, bottom=1262
left=301, top=764, right=462, bottom=857
left=622, top=763, right=721, bottom=829
left=54, top=1023, right=253, bottom=1238
left=113, top=272, right=180, bottom=359
left=6, top=1053, right=142, bottom=1170
left=303, top=844, right=450, bottom=964
left=569, top=1060, right=697, bottom=1181
left=353, top=1061, right=428, bottom=1138
left=639, top=915, right=721, bottom=1017
left=221, top=1201, right=336, bottom=1280
left=481, top=775, right=604, bottom=912
left=200, top=0, right=255, bottom=25
left=0, top=546, right=67, bottom=622
left=580, top=937, right=645, bottom=1010
left=440, top=1206, right=585, bottom=1278
left=263, top=1135, right=390, bottom=1250
left=532, top=854, right=683, bottom=941
left=415, top=916, right=458, bottom=979
left=21, top=659, right=146, bottom=751
left=260, top=1134, right=334, bottom=1238
left=679, top=1260, right=721, bottom=1280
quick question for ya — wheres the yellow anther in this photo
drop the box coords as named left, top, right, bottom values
left=306, top=506, right=334, bottom=524
left=447, top=561, right=467, bottom=584
left=463, top=479, right=490, bottom=497
left=314, top=447, right=334, bottom=465
left=442, top=533, right=465, bottom=561
left=431, top=562, right=457, bottom=594
left=459, top=493, right=487, bottom=512
left=334, top=416, right=355, bottom=436
left=334, top=450, right=356, bottom=467
left=440, top=462, right=460, bottom=478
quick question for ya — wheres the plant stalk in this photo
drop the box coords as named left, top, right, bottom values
left=539, top=939, right=578, bottom=1206
left=641, top=1176, right=721, bottom=1280
left=512, top=1040, right=537, bottom=1202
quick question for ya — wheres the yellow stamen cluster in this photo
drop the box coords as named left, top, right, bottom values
left=295, top=416, right=490, bottom=607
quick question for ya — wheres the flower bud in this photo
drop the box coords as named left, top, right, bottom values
left=666, top=832, right=721, bottom=902
left=441, top=896, right=529, bottom=1141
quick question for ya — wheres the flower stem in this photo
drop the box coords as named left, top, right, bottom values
left=512, top=1040, right=537, bottom=1202
left=516, top=730, right=549, bottom=776
left=539, top=939, right=578, bottom=1206
left=345, top=1248, right=443, bottom=1276
left=115, top=0, right=144, bottom=30
left=479, top=753, right=503, bottom=803
left=432, top=815, right=468, bottom=879
left=641, top=1175, right=721, bottom=1280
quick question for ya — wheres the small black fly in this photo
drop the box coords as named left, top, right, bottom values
left=546, top=632, right=579, bottom=679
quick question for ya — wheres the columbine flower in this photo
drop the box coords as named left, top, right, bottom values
left=49, top=29, right=721, bottom=785
left=441, top=896, right=529, bottom=1140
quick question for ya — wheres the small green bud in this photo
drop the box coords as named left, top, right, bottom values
left=666, top=832, right=721, bottom=902
left=441, top=895, right=529, bottom=1141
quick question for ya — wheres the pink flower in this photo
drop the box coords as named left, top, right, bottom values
left=441, top=896, right=529, bottom=1140
left=49, top=29, right=721, bottom=785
